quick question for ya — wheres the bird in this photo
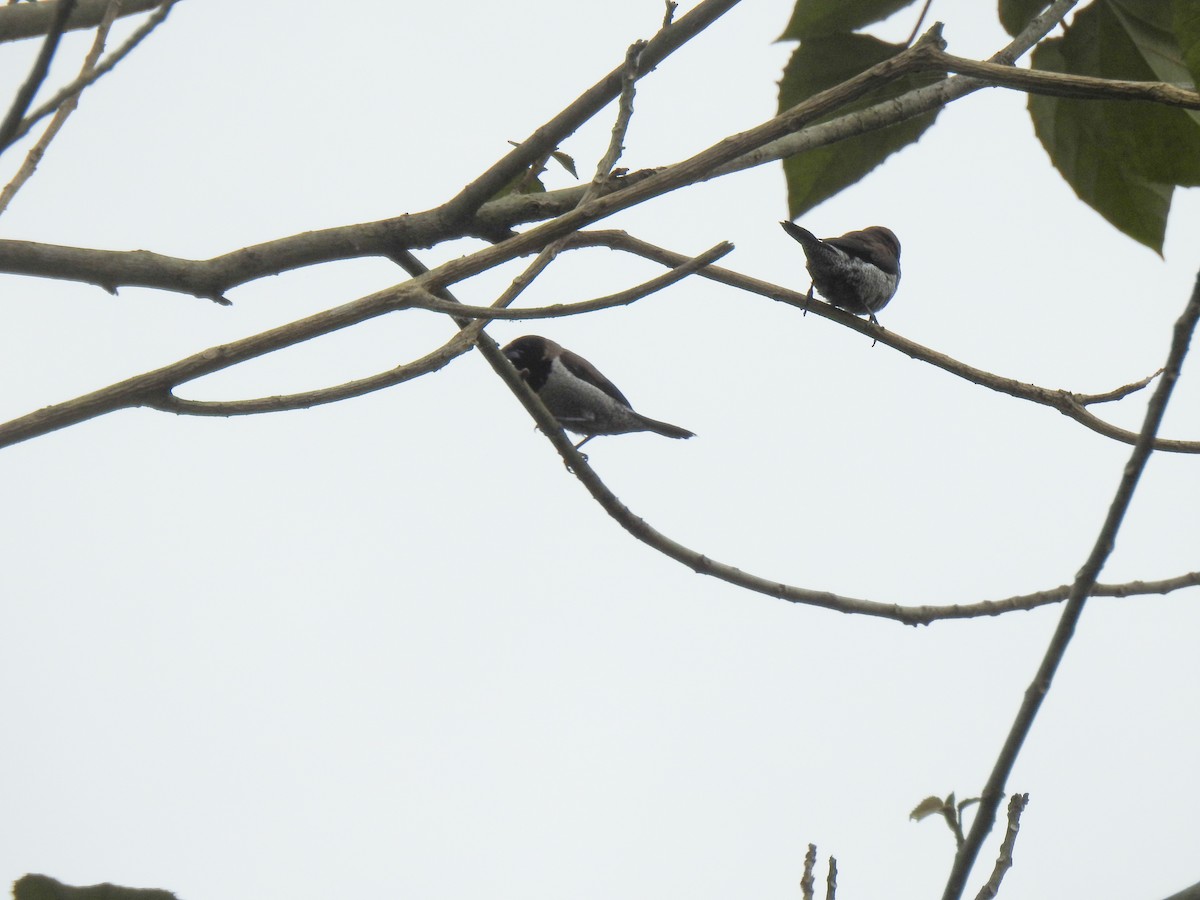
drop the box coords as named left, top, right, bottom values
left=780, top=221, right=901, bottom=325
left=501, top=335, right=695, bottom=449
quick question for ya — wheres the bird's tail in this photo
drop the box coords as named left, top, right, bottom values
left=636, top=415, right=695, bottom=440
left=780, top=220, right=820, bottom=250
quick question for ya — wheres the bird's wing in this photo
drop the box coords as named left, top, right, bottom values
left=558, top=349, right=633, bottom=408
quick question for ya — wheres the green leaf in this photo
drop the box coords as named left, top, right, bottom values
left=778, top=33, right=943, bottom=217
left=1027, top=0, right=1200, bottom=253
left=779, top=0, right=916, bottom=41
left=909, top=795, right=949, bottom=822
left=1110, top=0, right=1200, bottom=128
left=549, top=149, right=578, bottom=178
left=998, top=0, right=1051, bottom=37
left=1178, top=0, right=1200, bottom=88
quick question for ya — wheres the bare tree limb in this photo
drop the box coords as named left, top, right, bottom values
left=972, top=794, right=1029, bottom=900
left=0, top=25, right=953, bottom=298
left=1162, top=881, right=1200, bottom=900
left=935, top=49, right=1200, bottom=108
left=825, top=855, right=837, bottom=900
left=942, top=267, right=1200, bottom=900
left=0, top=0, right=162, bottom=43
left=0, top=0, right=121, bottom=216
left=0, top=0, right=76, bottom=153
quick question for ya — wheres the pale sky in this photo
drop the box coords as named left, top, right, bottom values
left=2, top=2, right=1199, bottom=899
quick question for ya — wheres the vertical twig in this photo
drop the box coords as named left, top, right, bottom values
left=800, top=843, right=817, bottom=900
left=942, top=268, right=1200, bottom=900
left=972, top=794, right=1029, bottom=900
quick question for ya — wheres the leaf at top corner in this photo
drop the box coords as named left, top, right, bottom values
left=998, top=0, right=1051, bottom=37
left=778, top=33, right=944, bottom=218
left=779, top=0, right=916, bottom=41
left=1027, top=0, right=1200, bottom=253
left=1177, top=0, right=1200, bottom=88
left=1109, top=0, right=1200, bottom=127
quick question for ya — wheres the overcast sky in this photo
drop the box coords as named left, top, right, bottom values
left=2, top=2, right=1198, bottom=899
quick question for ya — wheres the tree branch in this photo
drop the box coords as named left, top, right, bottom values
left=942, top=267, right=1200, bottom=900
left=971, top=794, right=1029, bottom=900
left=0, top=0, right=163, bottom=43
left=935, top=49, right=1200, bottom=108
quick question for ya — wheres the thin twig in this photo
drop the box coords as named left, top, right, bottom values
left=826, top=856, right=837, bottom=900
left=0, top=0, right=77, bottom=152
left=0, top=0, right=121, bottom=216
left=439, top=0, right=742, bottom=224
left=400, top=241, right=731, bottom=320
left=800, top=844, right=816, bottom=900
left=905, top=0, right=933, bottom=47
left=941, top=268, right=1200, bottom=900
left=7, top=0, right=180, bottom=148
left=972, top=794, right=1029, bottom=900
left=1075, top=369, right=1162, bottom=404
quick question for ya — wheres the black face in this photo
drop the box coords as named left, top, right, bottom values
left=501, top=335, right=553, bottom=390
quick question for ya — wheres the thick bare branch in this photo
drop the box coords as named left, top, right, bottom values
left=0, top=0, right=163, bottom=43
left=0, top=25, right=952, bottom=298
left=942, top=267, right=1200, bottom=900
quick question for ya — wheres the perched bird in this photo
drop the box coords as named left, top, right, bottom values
left=780, top=221, right=901, bottom=325
left=501, top=335, right=694, bottom=449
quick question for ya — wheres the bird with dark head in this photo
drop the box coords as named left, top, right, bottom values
left=780, top=221, right=901, bottom=325
left=501, top=335, right=695, bottom=449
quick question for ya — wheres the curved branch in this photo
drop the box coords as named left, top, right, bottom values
left=148, top=323, right=481, bottom=418
left=490, top=306, right=1200, bottom=626
left=149, top=241, right=731, bottom=418
left=577, top=230, right=1200, bottom=454
left=401, top=241, right=732, bottom=320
